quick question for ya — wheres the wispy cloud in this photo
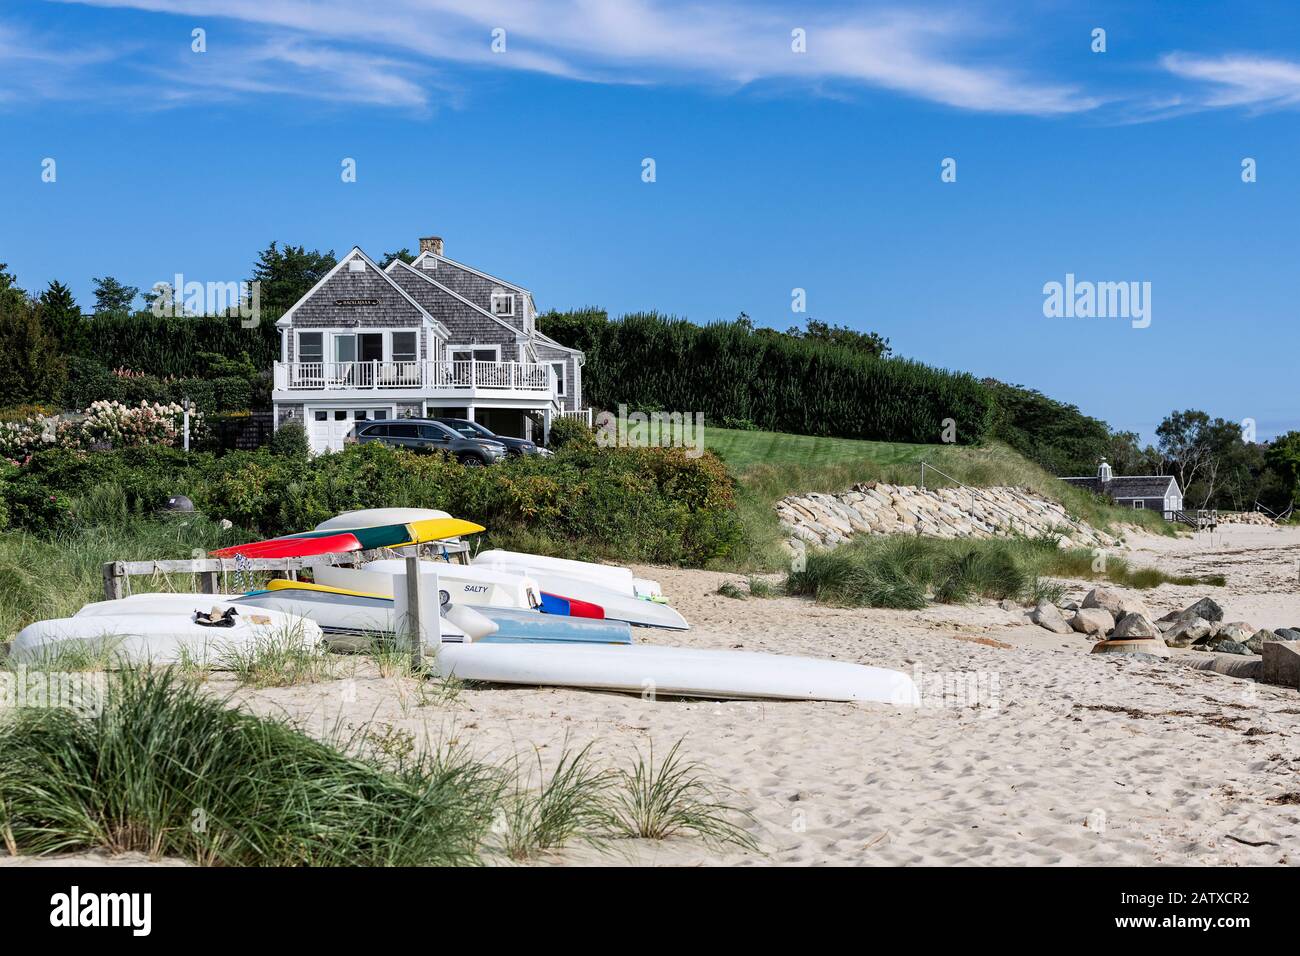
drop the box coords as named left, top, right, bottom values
left=1161, top=52, right=1300, bottom=112
left=38, top=0, right=1100, bottom=115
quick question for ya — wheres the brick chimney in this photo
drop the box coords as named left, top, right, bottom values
left=419, top=235, right=444, bottom=257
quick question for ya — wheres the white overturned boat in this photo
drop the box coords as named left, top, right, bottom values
left=75, top=590, right=488, bottom=643
left=470, top=558, right=687, bottom=630
left=474, top=549, right=662, bottom=600
left=316, top=560, right=541, bottom=611
left=434, top=643, right=918, bottom=704
left=12, top=605, right=324, bottom=667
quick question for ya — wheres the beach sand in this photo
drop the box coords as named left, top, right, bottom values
left=7, top=525, right=1300, bottom=867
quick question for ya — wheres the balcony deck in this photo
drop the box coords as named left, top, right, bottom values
left=273, top=359, right=556, bottom=403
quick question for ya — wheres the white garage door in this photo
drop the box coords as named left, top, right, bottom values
left=311, top=410, right=350, bottom=453
left=310, top=408, right=390, bottom=453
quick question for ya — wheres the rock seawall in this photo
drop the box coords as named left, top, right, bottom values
left=778, top=482, right=1120, bottom=555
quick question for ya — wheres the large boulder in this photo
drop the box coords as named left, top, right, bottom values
left=1164, top=617, right=1213, bottom=648
left=1207, top=639, right=1251, bottom=656
left=1218, top=622, right=1256, bottom=642
left=1030, top=601, right=1072, bottom=635
left=1083, top=587, right=1154, bottom=622
left=1169, top=597, right=1225, bottom=623
left=1081, top=587, right=1119, bottom=617
left=1111, top=613, right=1161, bottom=639
left=1273, top=628, right=1300, bottom=642
left=1244, top=629, right=1276, bottom=655
left=1071, top=608, right=1114, bottom=637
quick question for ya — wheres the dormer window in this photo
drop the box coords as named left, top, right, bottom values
left=348, top=259, right=366, bottom=273
left=491, top=290, right=514, bottom=316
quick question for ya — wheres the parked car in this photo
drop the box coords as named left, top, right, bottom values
left=351, top=418, right=506, bottom=466
left=432, top=417, right=551, bottom=457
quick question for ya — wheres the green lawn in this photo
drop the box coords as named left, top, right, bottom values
left=703, top=427, right=941, bottom=474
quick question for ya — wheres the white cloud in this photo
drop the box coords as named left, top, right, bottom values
left=41, top=0, right=1101, bottom=115
left=1162, top=52, right=1300, bottom=111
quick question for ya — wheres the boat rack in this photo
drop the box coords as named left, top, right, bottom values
left=101, top=541, right=471, bottom=601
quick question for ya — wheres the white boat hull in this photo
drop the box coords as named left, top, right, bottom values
left=12, top=608, right=323, bottom=667
left=318, top=561, right=541, bottom=611
left=435, top=643, right=918, bottom=704
left=474, top=549, right=661, bottom=599
left=475, top=562, right=688, bottom=630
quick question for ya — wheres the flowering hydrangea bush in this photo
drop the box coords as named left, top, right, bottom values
left=81, top=400, right=203, bottom=449
left=0, top=401, right=203, bottom=459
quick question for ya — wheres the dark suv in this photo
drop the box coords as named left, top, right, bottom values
left=432, top=417, right=548, bottom=458
left=351, top=419, right=506, bottom=466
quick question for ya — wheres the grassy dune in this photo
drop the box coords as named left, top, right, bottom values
left=700, top=427, right=1179, bottom=571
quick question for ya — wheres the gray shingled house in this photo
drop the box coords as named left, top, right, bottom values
left=1060, top=459, right=1184, bottom=517
left=271, top=236, right=587, bottom=453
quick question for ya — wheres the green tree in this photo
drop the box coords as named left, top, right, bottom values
left=0, top=263, right=27, bottom=312
left=92, top=276, right=140, bottom=316
left=784, top=318, right=892, bottom=358
left=251, top=241, right=337, bottom=308
left=1156, top=409, right=1213, bottom=494
left=380, top=248, right=415, bottom=268
left=39, top=280, right=85, bottom=353
left=1264, top=431, right=1300, bottom=508
left=0, top=297, right=66, bottom=405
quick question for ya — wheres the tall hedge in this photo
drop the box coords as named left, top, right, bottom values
left=542, top=311, right=994, bottom=445
left=80, top=311, right=282, bottom=377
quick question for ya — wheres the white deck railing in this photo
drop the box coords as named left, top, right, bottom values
left=275, top=360, right=554, bottom=393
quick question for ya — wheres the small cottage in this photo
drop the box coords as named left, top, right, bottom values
left=1060, top=459, right=1184, bottom=518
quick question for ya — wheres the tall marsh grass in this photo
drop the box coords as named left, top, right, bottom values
left=786, top=534, right=1220, bottom=609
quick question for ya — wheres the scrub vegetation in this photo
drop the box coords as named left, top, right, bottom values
left=0, top=669, right=755, bottom=866
left=785, top=534, right=1224, bottom=610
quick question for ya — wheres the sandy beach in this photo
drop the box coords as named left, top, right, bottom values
left=7, top=524, right=1300, bottom=868
left=218, top=525, right=1300, bottom=866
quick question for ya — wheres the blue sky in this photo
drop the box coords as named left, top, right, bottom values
left=2, top=1, right=1299, bottom=442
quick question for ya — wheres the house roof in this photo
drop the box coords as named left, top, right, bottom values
left=1061, top=475, right=1181, bottom=499
left=275, top=246, right=445, bottom=335
left=410, top=250, right=531, bottom=296
left=384, top=259, right=528, bottom=342
left=533, top=330, right=585, bottom=363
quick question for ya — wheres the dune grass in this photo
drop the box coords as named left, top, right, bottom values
left=700, top=427, right=1180, bottom=571
left=613, top=739, right=758, bottom=850
left=0, top=515, right=235, bottom=643
left=0, top=668, right=503, bottom=866
left=0, top=668, right=759, bottom=865
left=785, top=534, right=1223, bottom=610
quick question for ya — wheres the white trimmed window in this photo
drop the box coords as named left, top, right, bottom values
left=491, top=290, right=515, bottom=316
left=347, top=258, right=366, bottom=272
left=392, top=331, right=418, bottom=364
left=550, top=361, right=566, bottom=396
left=297, top=331, right=323, bottom=364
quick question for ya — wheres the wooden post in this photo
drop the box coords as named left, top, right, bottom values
left=102, top=562, right=124, bottom=601
left=199, top=570, right=220, bottom=594
left=405, top=553, right=424, bottom=671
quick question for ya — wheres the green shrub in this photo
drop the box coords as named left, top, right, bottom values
left=1, top=442, right=743, bottom=566
left=547, top=416, right=596, bottom=450
left=268, top=419, right=310, bottom=459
